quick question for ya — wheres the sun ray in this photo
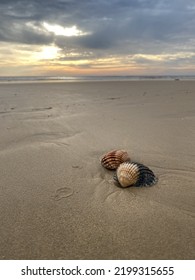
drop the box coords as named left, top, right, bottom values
left=43, top=22, right=89, bottom=37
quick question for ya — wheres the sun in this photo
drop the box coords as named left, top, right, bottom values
left=43, top=22, right=88, bottom=37
left=34, top=46, right=60, bottom=60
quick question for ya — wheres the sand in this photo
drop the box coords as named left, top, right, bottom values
left=0, top=80, right=194, bottom=260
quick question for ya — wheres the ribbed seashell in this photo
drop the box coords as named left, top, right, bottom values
left=101, top=150, right=130, bottom=170
left=114, top=161, right=157, bottom=188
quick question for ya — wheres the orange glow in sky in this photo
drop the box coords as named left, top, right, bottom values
left=0, top=1, right=195, bottom=76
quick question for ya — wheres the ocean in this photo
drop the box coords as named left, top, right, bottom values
left=0, top=75, right=195, bottom=83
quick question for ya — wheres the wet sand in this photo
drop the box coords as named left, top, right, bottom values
left=0, top=80, right=194, bottom=259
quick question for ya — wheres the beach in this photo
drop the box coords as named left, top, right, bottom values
left=0, top=80, right=194, bottom=260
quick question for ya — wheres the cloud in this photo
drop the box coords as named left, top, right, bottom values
left=1, top=0, right=194, bottom=48
left=0, top=0, right=195, bottom=75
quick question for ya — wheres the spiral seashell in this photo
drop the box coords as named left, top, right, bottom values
left=114, top=161, right=157, bottom=187
left=101, top=150, right=130, bottom=170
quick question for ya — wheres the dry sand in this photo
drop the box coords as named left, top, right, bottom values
left=0, top=80, right=194, bottom=260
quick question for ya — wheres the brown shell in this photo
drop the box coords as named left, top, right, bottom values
left=101, top=150, right=130, bottom=170
left=114, top=161, right=158, bottom=188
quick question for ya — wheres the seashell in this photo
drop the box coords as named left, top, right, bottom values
left=114, top=161, right=158, bottom=188
left=101, top=150, right=130, bottom=170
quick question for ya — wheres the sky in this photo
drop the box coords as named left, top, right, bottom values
left=0, top=0, right=195, bottom=76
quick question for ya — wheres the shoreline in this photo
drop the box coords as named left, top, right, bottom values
left=0, top=75, right=195, bottom=84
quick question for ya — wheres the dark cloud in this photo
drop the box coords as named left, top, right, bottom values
left=0, top=0, right=195, bottom=57
left=0, top=17, right=53, bottom=45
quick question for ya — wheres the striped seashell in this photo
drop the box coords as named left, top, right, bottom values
left=101, top=150, right=130, bottom=170
left=114, top=161, right=158, bottom=188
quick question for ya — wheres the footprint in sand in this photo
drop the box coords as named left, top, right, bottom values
left=53, top=187, right=73, bottom=201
